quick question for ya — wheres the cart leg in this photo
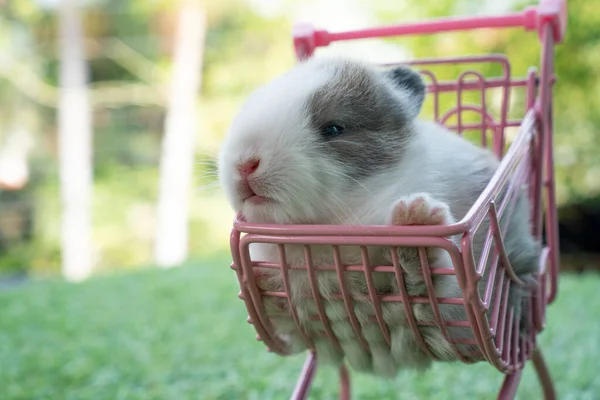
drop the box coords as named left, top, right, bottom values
left=291, top=352, right=317, bottom=400
left=497, top=370, right=523, bottom=400
left=339, top=364, right=350, bottom=400
left=532, top=346, right=556, bottom=400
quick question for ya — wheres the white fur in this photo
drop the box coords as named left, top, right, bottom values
left=218, top=56, right=538, bottom=377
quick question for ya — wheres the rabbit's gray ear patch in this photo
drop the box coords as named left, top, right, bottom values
left=385, top=66, right=426, bottom=119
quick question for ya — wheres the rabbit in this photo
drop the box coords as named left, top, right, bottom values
left=218, top=55, right=540, bottom=378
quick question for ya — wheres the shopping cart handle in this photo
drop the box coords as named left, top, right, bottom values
left=293, top=0, right=567, bottom=60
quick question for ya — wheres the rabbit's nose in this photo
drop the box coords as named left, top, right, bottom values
left=237, top=158, right=260, bottom=176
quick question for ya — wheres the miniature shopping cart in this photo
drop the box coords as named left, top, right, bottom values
left=229, top=0, right=566, bottom=398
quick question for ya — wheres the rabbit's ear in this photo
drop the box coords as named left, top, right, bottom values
left=385, top=66, right=426, bottom=119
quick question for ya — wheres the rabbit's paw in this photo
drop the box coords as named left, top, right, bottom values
left=391, top=193, right=454, bottom=226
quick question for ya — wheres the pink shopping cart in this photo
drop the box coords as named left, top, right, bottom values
left=229, top=0, right=566, bottom=398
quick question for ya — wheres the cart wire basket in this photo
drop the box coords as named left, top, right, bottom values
left=229, top=0, right=566, bottom=398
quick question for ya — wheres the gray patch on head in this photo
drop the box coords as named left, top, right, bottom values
left=303, top=59, right=426, bottom=180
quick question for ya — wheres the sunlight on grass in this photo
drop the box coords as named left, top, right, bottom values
left=1, top=257, right=599, bottom=399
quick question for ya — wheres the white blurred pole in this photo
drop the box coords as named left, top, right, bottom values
left=57, top=0, right=94, bottom=281
left=154, top=0, right=206, bottom=268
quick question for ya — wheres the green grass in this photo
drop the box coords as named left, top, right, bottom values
left=1, top=255, right=599, bottom=400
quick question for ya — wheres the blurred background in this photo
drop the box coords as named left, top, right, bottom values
left=1, top=0, right=599, bottom=399
left=0, top=0, right=598, bottom=281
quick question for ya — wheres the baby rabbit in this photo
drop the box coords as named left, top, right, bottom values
left=218, top=55, right=539, bottom=377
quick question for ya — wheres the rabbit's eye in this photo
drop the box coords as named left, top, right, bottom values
left=323, top=124, right=345, bottom=137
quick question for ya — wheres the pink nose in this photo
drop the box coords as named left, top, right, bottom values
left=237, top=158, right=260, bottom=176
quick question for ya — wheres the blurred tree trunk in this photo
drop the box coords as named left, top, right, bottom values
left=57, top=0, right=94, bottom=281
left=154, top=0, right=206, bottom=268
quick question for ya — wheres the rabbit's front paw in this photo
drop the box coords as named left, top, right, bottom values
left=391, top=193, right=454, bottom=226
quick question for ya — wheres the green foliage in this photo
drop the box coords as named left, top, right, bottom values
left=1, top=0, right=599, bottom=276
left=539, top=0, right=600, bottom=203
left=1, top=261, right=599, bottom=399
